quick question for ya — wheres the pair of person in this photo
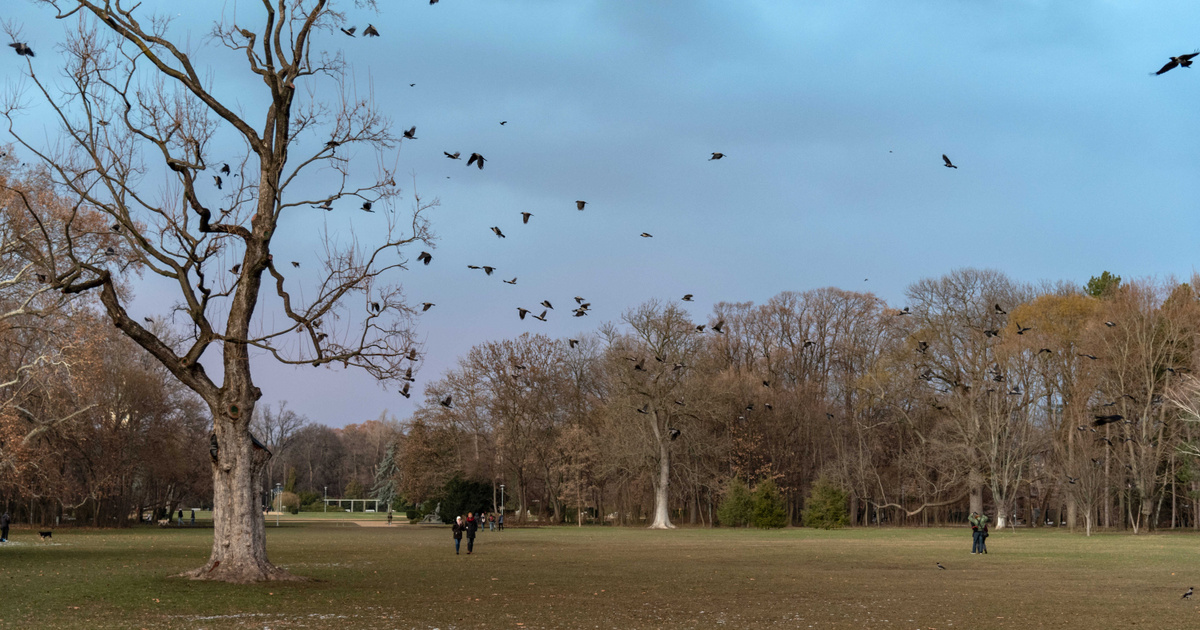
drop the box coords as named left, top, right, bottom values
left=452, top=512, right=480, bottom=554
left=969, top=511, right=989, bottom=554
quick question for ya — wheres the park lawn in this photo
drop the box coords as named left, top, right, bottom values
left=1, top=524, right=1199, bottom=629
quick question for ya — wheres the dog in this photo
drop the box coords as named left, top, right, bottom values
left=38, top=531, right=52, bottom=540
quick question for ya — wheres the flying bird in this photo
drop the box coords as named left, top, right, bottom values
left=467, top=153, right=486, bottom=169
left=942, top=154, right=957, bottom=169
left=541, top=300, right=553, bottom=309
left=361, top=201, right=373, bottom=212
left=213, top=175, right=223, bottom=190
left=421, top=302, right=434, bottom=312
left=401, top=367, right=416, bottom=382
left=417, top=251, right=432, bottom=265
left=363, top=24, right=380, bottom=37
left=8, top=42, right=34, bottom=57
left=1015, top=323, right=1032, bottom=335
left=405, top=348, right=419, bottom=361
left=640, top=232, right=653, bottom=238
left=440, top=395, right=453, bottom=408
left=712, top=319, right=725, bottom=334
left=491, top=226, right=506, bottom=238
left=521, top=212, right=533, bottom=224
left=682, top=294, right=694, bottom=302
left=482, top=266, right=495, bottom=276
left=532, top=310, right=548, bottom=322
left=1155, top=52, right=1199, bottom=75
left=503, top=277, right=517, bottom=285
left=500, top=121, right=507, bottom=125
left=636, top=404, right=650, bottom=415
left=314, top=201, right=333, bottom=211
left=576, top=200, right=587, bottom=210
left=1104, top=321, right=1116, bottom=327
left=403, top=126, right=417, bottom=140
left=518, top=307, right=531, bottom=320
left=230, top=264, right=241, bottom=274
left=916, top=341, right=929, bottom=354
left=1093, top=414, right=1124, bottom=427
left=444, top=151, right=461, bottom=159
left=1066, top=476, right=1078, bottom=484
left=291, top=261, right=300, bottom=268
left=1078, top=353, right=1099, bottom=361
left=340, top=26, right=357, bottom=37
left=220, top=163, right=231, bottom=175
left=667, top=428, right=681, bottom=440
left=994, top=304, right=1006, bottom=315
left=399, top=383, right=411, bottom=399
left=709, top=152, right=724, bottom=160
left=568, top=339, right=579, bottom=348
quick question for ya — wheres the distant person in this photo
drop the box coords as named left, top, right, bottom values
left=0, top=510, right=9, bottom=542
left=465, top=511, right=478, bottom=554
left=177, top=509, right=184, bottom=526
left=488, top=512, right=495, bottom=532
left=969, top=511, right=989, bottom=554
left=190, top=509, right=195, bottom=526
left=452, top=516, right=465, bottom=554
left=498, top=511, right=504, bottom=531
left=387, top=510, right=393, bottom=525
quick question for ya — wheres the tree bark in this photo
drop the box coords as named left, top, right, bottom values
left=648, top=437, right=674, bottom=529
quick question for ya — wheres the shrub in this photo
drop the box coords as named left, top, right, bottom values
left=802, top=478, right=849, bottom=530
left=717, top=478, right=753, bottom=527
left=751, top=479, right=788, bottom=529
left=435, top=473, right=492, bottom=524
left=344, top=480, right=365, bottom=500
left=278, top=491, right=301, bottom=512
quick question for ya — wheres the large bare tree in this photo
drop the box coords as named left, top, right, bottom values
left=4, top=0, right=432, bottom=581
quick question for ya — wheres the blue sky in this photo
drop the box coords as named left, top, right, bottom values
left=6, top=0, right=1200, bottom=426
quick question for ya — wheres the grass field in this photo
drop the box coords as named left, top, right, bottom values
left=2, top=523, right=1199, bottom=629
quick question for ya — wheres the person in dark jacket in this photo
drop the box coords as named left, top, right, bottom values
left=465, top=512, right=479, bottom=554
left=0, top=511, right=9, bottom=542
left=452, top=516, right=465, bottom=554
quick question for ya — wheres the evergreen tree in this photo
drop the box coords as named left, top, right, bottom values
left=751, top=479, right=788, bottom=529
left=1085, top=271, right=1121, bottom=298
left=717, top=478, right=753, bottom=527
left=802, top=478, right=849, bottom=530
left=372, top=442, right=401, bottom=508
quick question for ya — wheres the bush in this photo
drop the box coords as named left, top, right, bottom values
left=278, top=491, right=301, bottom=512
left=751, top=479, right=788, bottom=529
left=717, top=478, right=753, bottom=527
left=802, top=478, right=849, bottom=530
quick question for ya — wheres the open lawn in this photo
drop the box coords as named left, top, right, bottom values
left=2, top=524, right=1199, bottom=629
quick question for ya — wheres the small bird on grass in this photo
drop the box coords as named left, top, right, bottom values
left=936, top=562, right=946, bottom=570
left=1183, top=586, right=1193, bottom=600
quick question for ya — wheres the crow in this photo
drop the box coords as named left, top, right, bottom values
left=399, top=383, right=411, bottom=399
left=403, top=126, right=417, bottom=140
left=1093, top=414, right=1124, bottom=427
left=936, top=562, right=946, bottom=570
left=467, top=153, right=486, bottom=169
left=1183, top=586, right=1194, bottom=600
left=8, top=42, right=34, bottom=57
left=942, top=154, right=957, bottom=169
left=667, top=428, right=681, bottom=440
left=340, top=26, right=357, bottom=37
left=440, top=395, right=453, bottom=408
left=491, top=226, right=506, bottom=238
left=214, top=175, right=223, bottom=189
left=444, top=151, right=461, bottom=160
left=682, top=294, right=694, bottom=301
left=363, top=24, right=380, bottom=37
left=576, top=200, right=587, bottom=211
left=421, top=302, right=434, bottom=312
left=709, top=152, right=724, bottom=160
left=1155, top=53, right=1199, bottom=75
left=417, top=251, right=432, bottom=265
left=521, top=212, right=533, bottom=224
left=503, top=277, right=517, bottom=285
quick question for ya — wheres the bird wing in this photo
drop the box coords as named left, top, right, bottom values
left=1157, top=59, right=1179, bottom=74
left=1181, top=52, right=1200, bottom=61
left=942, top=154, right=953, bottom=166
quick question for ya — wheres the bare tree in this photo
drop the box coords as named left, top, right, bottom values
left=4, top=1, right=433, bottom=581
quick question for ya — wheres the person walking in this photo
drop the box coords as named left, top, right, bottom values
left=465, top=511, right=479, bottom=554
left=177, top=509, right=184, bottom=526
left=190, top=509, right=195, bottom=526
left=0, top=511, right=9, bottom=542
left=387, top=510, right=393, bottom=526
left=498, top=510, right=504, bottom=531
left=969, top=511, right=990, bottom=554
left=452, top=516, right=465, bottom=554
left=488, top=512, right=495, bottom=532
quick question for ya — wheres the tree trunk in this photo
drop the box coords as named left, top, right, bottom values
left=1066, top=495, right=1076, bottom=531
left=179, top=402, right=299, bottom=583
left=968, top=468, right=984, bottom=515
left=648, top=438, right=674, bottom=529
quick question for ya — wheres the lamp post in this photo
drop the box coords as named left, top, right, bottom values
left=324, top=486, right=327, bottom=513
left=500, top=484, right=505, bottom=525
left=275, top=482, right=282, bottom=527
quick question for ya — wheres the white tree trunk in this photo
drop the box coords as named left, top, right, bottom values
left=648, top=438, right=674, bottom=529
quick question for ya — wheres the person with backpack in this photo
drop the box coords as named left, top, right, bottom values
left=969, top=511, right=990, bottom=554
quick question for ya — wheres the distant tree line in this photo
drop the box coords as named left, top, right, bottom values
left=394, top=269, right=1200, bottom=534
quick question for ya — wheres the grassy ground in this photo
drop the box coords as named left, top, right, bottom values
left=2, top=523, right=1199, bottom=629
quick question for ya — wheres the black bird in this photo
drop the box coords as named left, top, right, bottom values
left=896, top=306, right=911, bottom=316
left=709, top=152, right=724, bottom=160
left=401, top=367, right=416, bottom=382
left=421, top=302, right=434, bottom=311
left=370, top=301, right=381, bottom=313
left=1104, top=321, right=1116, bottom=327
left=942, top=154, right=957, bottom=169
left=1015, top=323, right=1032, bottom=335
left=518, top=307, right=531, bottom=320
left=576, top=200, right=587, bottom=211
left=983, top=329, right=1000, bottom=338
left=712, top=319, right=725, bottom=333
left=568, top=339, right=579, bottom=348
left=440, top=395, right=453, bottom=408
left=640, top=232, right=653, bottom=238
left=491, top=226, right=506, bottom=238
left=314, top=201, right=333, bottom=211
left=695, top=325, right=706, bottom=332
left=8, top=42, right=34, bottom=57
left=916, top=341, right=929, bottom=354
left=633, top=359, right=646, bottom=372
left=682, top=294, right=694, bottom=302
left=1155, top=53, right=1199, bottom=75
left=521, top=212, right=533, bottom=224
left=1093, top=414, right=1124, bottom=427
left=667, top=428, right=681, bottom=440
left=291, top=261, right=300, bottom=268
left=325, top=139, right=341, bottom=149
left=111, top=223, right=121, bottom=232
left=1078, top=353, right=1099, bottom=360
left=363, top=24, right=380, bottom=37
left=1182, top=586, right=1194, bottom=600
left=403, top=126, right=417, bottom=140
left=936, top=562, right=946, bottom=570
left=399, top=383, right=411, bottom=398
left=405, top=348, right=419, bottom=361
left=532, top=310, right=547, bottom=322
left=417, top=251, right=432, bottom=265
left=541, top=300, right=553, bottom=309
left=1066, top=476, right=1078, bottom=484
left=500, top=121, right=507, bottom=125
left=230, top=264, right=241, bottom=274
left=1037, top=348, right=1052, bottom=355
left=444, top=151, right=461, bottom=159
left=220, top=163, right=231, bottom=175
left=214, top=175, right=223, bottom=189
left=361, top=201, right=373, bottom=212
left=503, top=277, right=517, bottom=285
left=636, top=404, right=650, bottom=415
left=467, top=153, right=486, bottom=169
left=340, top=26, right=357, bottom=37
left=482, top=266, right=495, bottom=276
left=994, top=304, right=1006, bottom=315
left=763, top=380, right=771, bottom=388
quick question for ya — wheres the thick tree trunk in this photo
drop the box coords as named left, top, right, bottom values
left=179, top=402, right=300, bottom=583
left=1066, top=495, right=1076, bottom=531
left=648, top=438, right=674, bottom=529
left=968, top=468, right=984, bottom=515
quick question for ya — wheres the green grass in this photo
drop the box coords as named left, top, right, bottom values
left=3, top=524, right=1200, bottom=628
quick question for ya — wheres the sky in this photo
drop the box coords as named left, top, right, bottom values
left=5, top=0, right=1200, bottom=427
